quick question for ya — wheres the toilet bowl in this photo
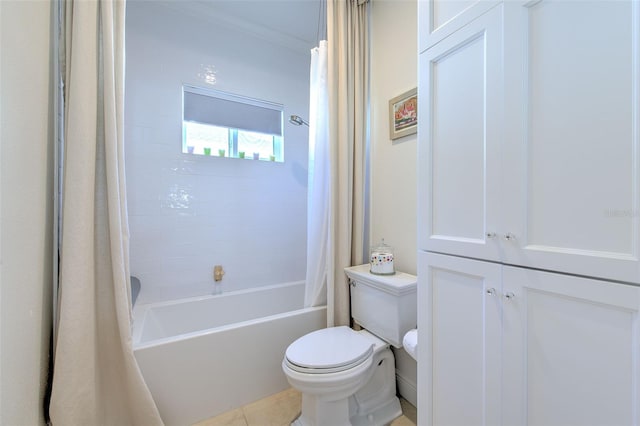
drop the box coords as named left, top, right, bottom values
left=282, top=265, right=417, bottom=426
left=283, top=326, right=401, bottom=426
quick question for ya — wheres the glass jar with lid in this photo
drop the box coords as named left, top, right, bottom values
left=369, top=239, right=395, bottom=275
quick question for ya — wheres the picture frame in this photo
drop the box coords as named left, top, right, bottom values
left=389, top=88, right=417, bottom=140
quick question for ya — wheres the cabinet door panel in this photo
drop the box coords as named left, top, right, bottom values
left=502, top=0, right=640, bottom=283
left=418, top=0, right=500, bottom=53
left=418, top=252, right=501, bottom=426
left=503, top=266, right=640, bottom=426
left=418, top=6, right=503, bottom=261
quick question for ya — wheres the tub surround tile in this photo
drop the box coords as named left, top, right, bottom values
left=126, top=1, right=310, bottom=306
left=193, top=388, right=416, bottom=426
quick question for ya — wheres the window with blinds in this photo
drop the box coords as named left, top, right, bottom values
left=182, top=85, right=284, bottom=161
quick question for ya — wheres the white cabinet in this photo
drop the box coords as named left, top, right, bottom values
left=417, top=0, right=499, bottom=53
left=418, top=5, right=504, bottom=263
left=418, top=1, right=640, bottom=425
left=502, top=265, right=640, bottom=426
left=419, top=0, right=640, bottom=284
left=419, top=251, right=640, bottom=426
left=500, top=0, right=640, bottom=284
left=417, top=252, right=501, bottom=426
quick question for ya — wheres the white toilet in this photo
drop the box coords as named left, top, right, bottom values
left=282, top=264, right=417, bottom=426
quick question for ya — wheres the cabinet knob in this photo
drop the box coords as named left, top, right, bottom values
left=486, top=232, right=497, bottom=239
left=486, top=288, right=496, bottom=296
left=504, top=232, right=517, bottom=241
left=505, top=292, right=515, bottom=300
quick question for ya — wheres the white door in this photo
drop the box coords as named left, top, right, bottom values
left=501, top=0, right=640, bottom=284
left=502, top=266, right=640, bottom=426
left=418, top=251, right=502, bottom=426
left=418, top=5, right=504, bottom=261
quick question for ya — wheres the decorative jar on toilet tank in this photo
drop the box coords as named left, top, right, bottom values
left=370, top=239, right=395, bottom=275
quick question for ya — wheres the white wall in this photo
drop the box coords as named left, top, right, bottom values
left=0, top=1, right=53, bottom=424
left=126, top=3, right=311, bottom=304
left=370, top=0, right=418, bottom=277
left=370, top=0, right=418, bottom=407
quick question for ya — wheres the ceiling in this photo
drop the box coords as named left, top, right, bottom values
left=172, top=0, right=325, bottom=54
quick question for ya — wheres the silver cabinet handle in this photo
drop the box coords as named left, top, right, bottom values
left=505, top=292, right=515, bottom=300
left=486, top=288, right=496, bottom=296
left=504, top=233, right=516, bottom=241
left=486, top=232, right=497, bottom=239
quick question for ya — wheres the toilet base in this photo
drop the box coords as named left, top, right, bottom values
left=291, top=396, right=401, bottom=426
left=295, top=395, right=351, bottom=426
left=350, top=395, right=401, bottom=426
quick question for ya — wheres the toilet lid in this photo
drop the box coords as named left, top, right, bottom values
left=285, top=326, right=374, bottom=374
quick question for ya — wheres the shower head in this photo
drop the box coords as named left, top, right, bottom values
left=289, top=115, right=309, bottom=127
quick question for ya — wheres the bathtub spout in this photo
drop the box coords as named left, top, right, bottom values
left=213, top=265, right=224, bottom=295
left=213, top=265, right=225, bottom=282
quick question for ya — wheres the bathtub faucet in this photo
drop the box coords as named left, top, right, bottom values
left=213, top=265, right=225, bottom=282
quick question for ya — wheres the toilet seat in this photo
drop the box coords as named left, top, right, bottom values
left=285, top=326, right=374, bottom=374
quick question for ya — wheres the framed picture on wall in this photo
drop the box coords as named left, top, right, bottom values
left=389, top=88, right=417, bottom=140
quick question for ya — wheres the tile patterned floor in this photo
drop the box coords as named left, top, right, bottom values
left=193, top=388, right=417, bottom=426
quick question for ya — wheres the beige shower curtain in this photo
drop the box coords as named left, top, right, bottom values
left=326, top=0, right=370, bottom=327
left=49, top=1, right=163, bottom=424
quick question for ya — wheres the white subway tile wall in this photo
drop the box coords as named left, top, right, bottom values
left=125, top=2, right=311, bottom=304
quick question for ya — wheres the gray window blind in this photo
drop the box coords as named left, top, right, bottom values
left=183, top=88, right=283, bottom=137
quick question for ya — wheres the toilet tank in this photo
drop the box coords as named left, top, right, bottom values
left=344, top=264, right=417, bottom=348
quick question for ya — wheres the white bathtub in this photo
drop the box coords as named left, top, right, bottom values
left=133, top=281, right=326, bottom=426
